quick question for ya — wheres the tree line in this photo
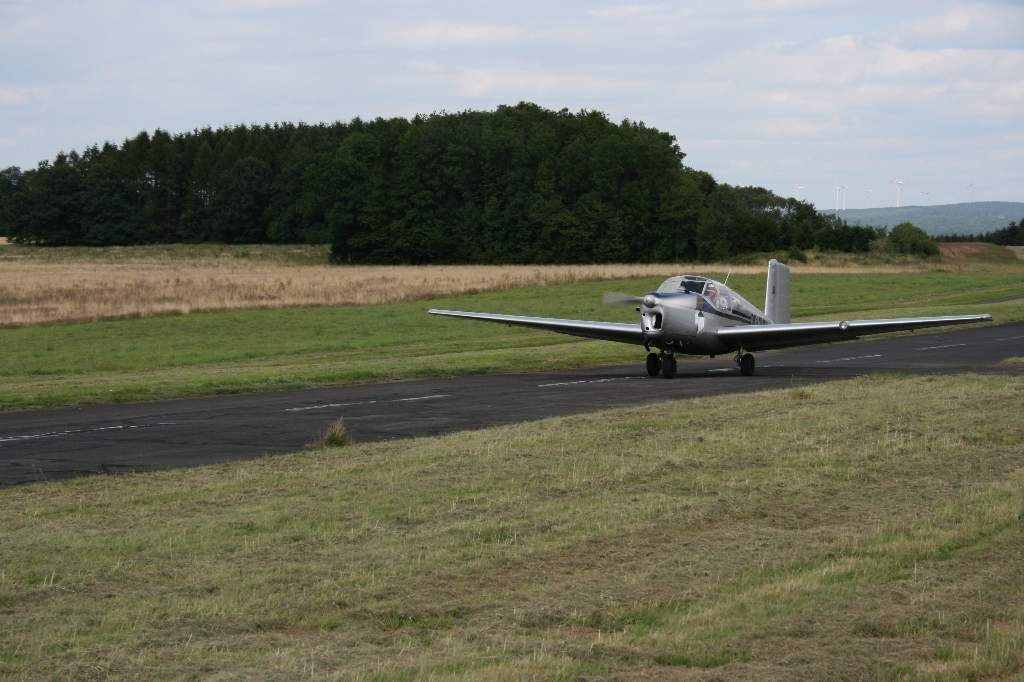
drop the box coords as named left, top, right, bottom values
left=0, top=103, right=877, bottom=263
left=937, top=218, right=1024, bottom=247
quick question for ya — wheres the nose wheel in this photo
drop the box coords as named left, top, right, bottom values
left=646, top=352, right=678, bottom=379
left=662, top=354, right=677, bottom=379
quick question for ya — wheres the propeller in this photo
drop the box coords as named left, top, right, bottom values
left=603, top=291, right=644, bottom=306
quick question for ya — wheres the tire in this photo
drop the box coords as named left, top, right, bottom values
left=646, top=353, right=662, bottom=376
left=662, top=355, right=677, bottom=379
left=740, top=353, right=755, bottom=376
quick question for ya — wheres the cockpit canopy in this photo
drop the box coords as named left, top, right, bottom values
left=657, top=275, right=707, bottom=295
left=656, top=275, right=763, bottom=318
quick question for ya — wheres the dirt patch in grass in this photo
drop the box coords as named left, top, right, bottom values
left=2, top=374, right=1023, bottom=679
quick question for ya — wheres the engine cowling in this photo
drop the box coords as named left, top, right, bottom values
left=640, top=293, right=700, bottom=348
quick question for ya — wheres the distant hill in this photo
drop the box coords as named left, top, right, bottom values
left=820, top=202, right=1024, bottom=236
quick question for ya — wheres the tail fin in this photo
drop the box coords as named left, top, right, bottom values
left=765, top=259, right=791, bottom=324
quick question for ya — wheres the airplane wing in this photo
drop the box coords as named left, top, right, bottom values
left=428, top=309, right=646, bottom=345
left=717, top=314, right=993, bottom=352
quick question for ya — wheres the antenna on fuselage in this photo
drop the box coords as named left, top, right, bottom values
left=723, top=269, right=732, bottom=286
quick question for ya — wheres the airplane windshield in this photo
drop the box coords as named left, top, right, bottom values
left=677, top=280, right=705, bottom=295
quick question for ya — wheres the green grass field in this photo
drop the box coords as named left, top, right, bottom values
left=2, top=374, right=1023, bottom=679
left=2, top=270, right=1022, bottom=410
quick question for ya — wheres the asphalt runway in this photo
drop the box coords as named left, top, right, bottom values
left=2, top=321, right=1023, bottom=486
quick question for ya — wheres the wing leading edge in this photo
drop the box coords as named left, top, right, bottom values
left=717, top=314, right=993, bottom=352
left=428, top=309, right=646, bottom=345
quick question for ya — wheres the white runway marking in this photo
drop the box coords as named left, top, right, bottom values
left=916, top=343, right=966, bottom=351
left=285, top=400, right=377, bottom=412
left=708, top=368, right=732, bottom=372
left=0, top=423, right=175, bottom=444
left=815, top=354, right=881, bottom=364
left=538, top=377, right=636, bottom=387
left=284, top=395, right=450, bottom=411
left=395, top=395, right=450, bottom=402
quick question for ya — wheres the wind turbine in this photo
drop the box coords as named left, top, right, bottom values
left=892, top=176, right=909, bottom=208
left=863, top=187, right=875, bottom=208
left=793, top=181, right=805, bottom=201
left=832, top=183, right=841, bottom=212
left=966, top=175, right=974, bottom=202
left=842, top=180, right=851, bottom=210
left=921, top=187, right=933, bottom=205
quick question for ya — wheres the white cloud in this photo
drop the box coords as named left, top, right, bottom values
left=586, top=5, right=664, bottom=17
left=898, top=3, right=1024, bottom=49
left=396, top=21, right=519, bottom=47
left=0, top=0, right=1021, bottom=205
left=457, top=68, right=646, bottom=98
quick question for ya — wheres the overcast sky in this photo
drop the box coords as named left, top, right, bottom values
left=2, top=0, right=1021, bottom=209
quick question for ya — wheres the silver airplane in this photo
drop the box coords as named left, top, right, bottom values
left=429, top=259, right=993, bottom=378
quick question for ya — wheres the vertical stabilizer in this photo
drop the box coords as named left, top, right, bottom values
left=765, top=259, right=791, bottom=324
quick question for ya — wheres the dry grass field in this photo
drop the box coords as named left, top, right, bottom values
left=0, top=251, right=678, bottom=328
left=2, top=374, right=1023, bottom=679
left=1, top=242, right=1018, bottom=328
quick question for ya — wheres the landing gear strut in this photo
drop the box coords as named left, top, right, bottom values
left=737, top=353, right=756, bottom=376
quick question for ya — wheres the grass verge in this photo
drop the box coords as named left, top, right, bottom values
left=1, top=270, right=1022, bottom=410
left=2, top=374, right=1023, bottom=679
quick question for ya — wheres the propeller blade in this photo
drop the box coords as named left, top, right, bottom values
left=602, top=292, right=643, bottom=306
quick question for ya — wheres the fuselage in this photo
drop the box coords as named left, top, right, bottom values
left=640, top=275, right=770, bottom=355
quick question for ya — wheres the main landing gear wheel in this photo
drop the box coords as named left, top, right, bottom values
left=646, top=353, right=662, bottom=377
left=661, top=354, right=677, bottom=379
left=739, top=353, right=756, bottom=376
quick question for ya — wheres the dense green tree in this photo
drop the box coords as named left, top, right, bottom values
left=0, top=166, right=22, bottom=236
left=888, top=222, right=940, bottom=255
left=939, top=218, right=1023, bottom=246
left=0, top=104, right=877, bottom=261
left=2, top=154, right=85, bottom=245
left=212, top=157, right=274, bottom=243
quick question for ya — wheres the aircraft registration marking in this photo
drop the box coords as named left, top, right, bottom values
left=915, top=343, right=966, bottom=351
left=814, top=354, right=881, bottom=363
left=0, top=423, right=176, bottom=444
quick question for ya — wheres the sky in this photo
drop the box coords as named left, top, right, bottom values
left=1, top=0, right=1022, bottom=209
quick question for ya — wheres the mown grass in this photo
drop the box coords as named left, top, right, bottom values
left=1, top=269, right=1022, bottom=410
left=2, top=374, right=1023, bottom=679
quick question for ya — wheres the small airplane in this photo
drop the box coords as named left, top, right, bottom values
left=429, top=260, right=992, bottom=378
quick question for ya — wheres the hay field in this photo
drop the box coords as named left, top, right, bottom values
left=0, top=257, right=675, bottom=328
left=1, top=242, right=1016, bottom=328
left=2, top=375, right=1024, bottom=679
